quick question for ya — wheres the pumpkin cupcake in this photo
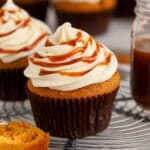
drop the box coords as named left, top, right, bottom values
left=0, top=121, right=49, bottom=150
left=0, top=0, right=50, bottom=101
left=25, top=23, right=120, bottom=138
left=52, top=0, right=117, bottom=35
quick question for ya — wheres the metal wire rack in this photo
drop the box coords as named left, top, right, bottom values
left=0, top=80, right=150, bottom=150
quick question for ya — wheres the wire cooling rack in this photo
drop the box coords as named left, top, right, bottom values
left=0, top=80, right=150, bottom=150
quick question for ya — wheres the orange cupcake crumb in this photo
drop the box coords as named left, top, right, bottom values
left=0, top=121, right=50, bottom=150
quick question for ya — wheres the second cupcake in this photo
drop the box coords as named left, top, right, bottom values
left=25, top=23, right=120, bottom=138
left=52, top=0, right=117, bottom=35
left=0, top=0, right=50, bottom=101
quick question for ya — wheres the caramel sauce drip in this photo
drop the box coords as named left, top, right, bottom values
left=0, top=10, right=4, bottom=17
left=0, top=18, right=7, bottom=24
left=39, top=53, right=112, bottom=77
left=0, top=33, right=48, bottom=54
left=39, top=68, right=93, bottom=76
left=45, top=40, right=53, bottom=46
left=34, top=35, right=95, bottom=62
left=48, top=47, right=85, bottom=62
left=31, top=49, right=97, bottom=68
left=97, top=53, right=112, bottom=66
left=61, top=32, right=82, bottom=46
left=0, top=18, right=30, bottom=37
left=31, top=41, right=99, bottom=68
left=0, top=9, right=22, bottom=25
left=0, top=9, right=20, bottom=17
left=39, top=48, right=112, bottom=77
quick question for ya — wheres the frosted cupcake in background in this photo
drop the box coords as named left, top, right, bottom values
left=52, top=0, right=117, bottom=35
left=0, top=0, right=49, bottom=21
left=0, top=0, right=50, bottom=101
left=25, top=23, right=120, bottom=138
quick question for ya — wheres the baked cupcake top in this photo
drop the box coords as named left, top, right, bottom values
left=0, top=0, right=50, bottom=63
left=24, top=23, right=118, bottom=91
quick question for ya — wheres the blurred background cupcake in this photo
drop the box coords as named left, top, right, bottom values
left=0, top=0, right=49, bottom=20
left=0, top=0, right=50, bottom=101
left=115, top=0, right=135, bottom=17
left=52, top=0, right=117, bottom=35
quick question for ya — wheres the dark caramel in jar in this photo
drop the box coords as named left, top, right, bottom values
left=131, top=38, right=150, bottom=108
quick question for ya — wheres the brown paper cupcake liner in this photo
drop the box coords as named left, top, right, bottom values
left=0, top=68, right=27, bottom=101
left=27, top=88, right=118, bottom=138
left=55, top=10, right=113, bottom=35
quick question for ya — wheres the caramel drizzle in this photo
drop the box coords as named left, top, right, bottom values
left=0, top=33, right=48, bottom=54
left=39, top=53, right=112, bottom=77
left=34, top=34, right=95, bottom=62
left=0, top=9, right=20, bottom=17
left=30, top=37, right=99, bottom=68
left=35, top=47, right=85, bottom=62
left=61, top=32, right=82, bottom=46
left=30, top=30, right=110, bottom=77
left=0, top=9, right=23, bottom=25
left=0, top=18, right=30, bottom=37
left=0, top=10, right=4, bottom=17
left=31, top=46, right=98, bottom=68
left=97, top=53, right=112, bottom=66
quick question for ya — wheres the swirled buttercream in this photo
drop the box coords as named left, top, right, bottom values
left=24, top=23, right=118, bottom=91
left=0, top=0, right=50, bottom=63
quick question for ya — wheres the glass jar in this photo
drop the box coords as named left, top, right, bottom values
left=131, top=0, right=150, bottom=108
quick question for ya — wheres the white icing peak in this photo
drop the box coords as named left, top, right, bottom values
left=49, top=23, right=77, bottom=44
left=3, top=0, right=18, bottom=10
left=0, top=0, right=50, bottom=63
left=24, top=23, right=118, bottom=91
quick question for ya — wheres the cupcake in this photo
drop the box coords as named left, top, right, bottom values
left=0, top=0, right=50, bottom=101
left=25, top=23, right=120, bottom=138
left=52, top=0, right=117, bottom=35
left=0, top=121, right=49, bottom=150
left=115, top=0, right=136, bottom=17
left=0, top=0, right=49, bottom=21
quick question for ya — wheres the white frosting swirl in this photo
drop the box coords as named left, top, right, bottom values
left=24, top=23, right=118, bottom=91
left=0, top=0, right=50, bottom=63
left=52, top=0, right=101, bottom=4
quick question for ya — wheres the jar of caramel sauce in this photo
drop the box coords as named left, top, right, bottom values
left=131, top=0, right=150, bottom=109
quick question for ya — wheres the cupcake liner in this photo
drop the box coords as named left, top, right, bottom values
left=55, top=10, right=113, bottom=35
left=27, top=88, right=118, bottom=138
left=0, top=68, right=27, bottom=101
